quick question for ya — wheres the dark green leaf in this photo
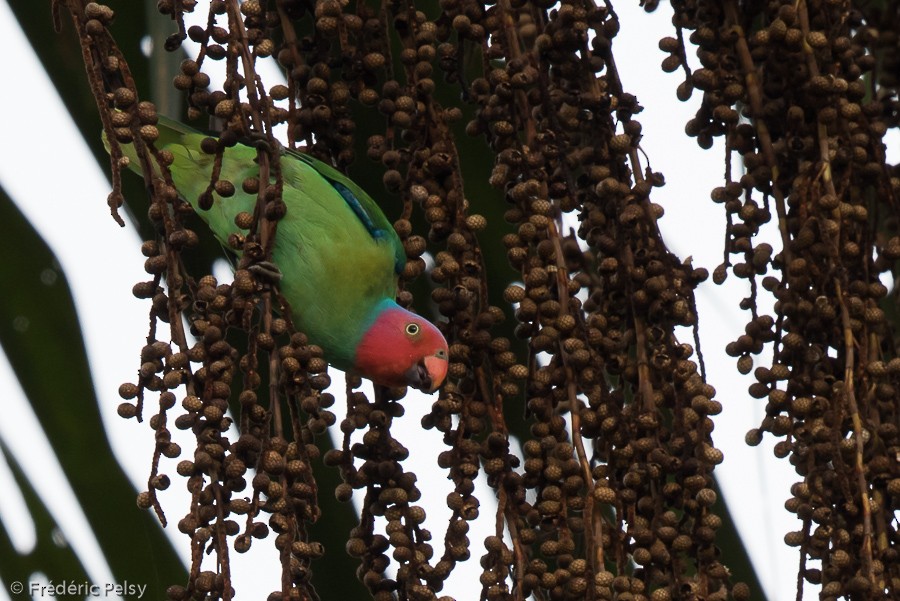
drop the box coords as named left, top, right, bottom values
left=0, top=185, right=185, bottom=596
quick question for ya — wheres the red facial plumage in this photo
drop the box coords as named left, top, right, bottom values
left=353, top=303, right=448, bottom=391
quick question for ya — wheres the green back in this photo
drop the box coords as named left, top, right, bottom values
left=112, top=117, right=406, bottom=369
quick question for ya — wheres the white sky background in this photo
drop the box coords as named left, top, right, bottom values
left=0, top=0, right=896, bottom=600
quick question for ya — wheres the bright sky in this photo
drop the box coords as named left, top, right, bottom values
left=3, top=1, right=895, bottom=600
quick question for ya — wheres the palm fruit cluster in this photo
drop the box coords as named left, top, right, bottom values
left=58, top=0, right=900, bottom=600
left=657, top=1, right=899, bottom=599
left=59, top=0, right=332, bottom=599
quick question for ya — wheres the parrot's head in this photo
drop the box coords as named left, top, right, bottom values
left=354, top=302, right=449, bottom=393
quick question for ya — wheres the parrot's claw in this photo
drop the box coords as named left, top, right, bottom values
left=241, top=131, right=282, bottom=155
left=248, top=261, right=283, bottom=283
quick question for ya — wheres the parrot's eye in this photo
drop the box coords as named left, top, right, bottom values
left=405, top=323, right=420, bottom=336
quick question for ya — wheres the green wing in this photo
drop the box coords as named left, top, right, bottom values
left=286, top=149, right=406, bottom=275
left=110, top=116, right=405, bottom=275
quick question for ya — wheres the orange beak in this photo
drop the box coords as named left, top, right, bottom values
left=423, top=353, right=449, bottom=393
left=405, top=352, right=449, bottom=393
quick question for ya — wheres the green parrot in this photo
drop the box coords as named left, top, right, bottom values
left=110, top=117, right=448, bottom=392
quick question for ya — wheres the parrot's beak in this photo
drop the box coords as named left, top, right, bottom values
left=405, top=353, right=449, bottom=393
left=423, top=353, right=448, bottom=392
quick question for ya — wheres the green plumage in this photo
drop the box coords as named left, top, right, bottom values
left=113, top=118, right=406, bottom=371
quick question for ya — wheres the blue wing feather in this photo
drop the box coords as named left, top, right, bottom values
left=331, top=180, right=388, bottom=240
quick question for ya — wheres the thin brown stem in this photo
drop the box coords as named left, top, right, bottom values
left=834, top=279, right=875, bottom=584
left=723, top=0, right=793, bottom=266
left=547, top=220, right=601, bottom=579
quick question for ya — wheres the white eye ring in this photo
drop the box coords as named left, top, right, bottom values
left=406, top=323, right=420, bottom=336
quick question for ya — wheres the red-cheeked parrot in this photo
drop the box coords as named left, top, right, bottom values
left=111, top=118, right=448, bottom=393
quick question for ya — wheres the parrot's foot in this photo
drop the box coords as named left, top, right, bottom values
left=248, top=261, right=283, bottom=283
left=241, top=131, right=282, bottom=154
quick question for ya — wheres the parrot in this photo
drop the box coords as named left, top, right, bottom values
left=109, top=117, right=448, bottom=393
